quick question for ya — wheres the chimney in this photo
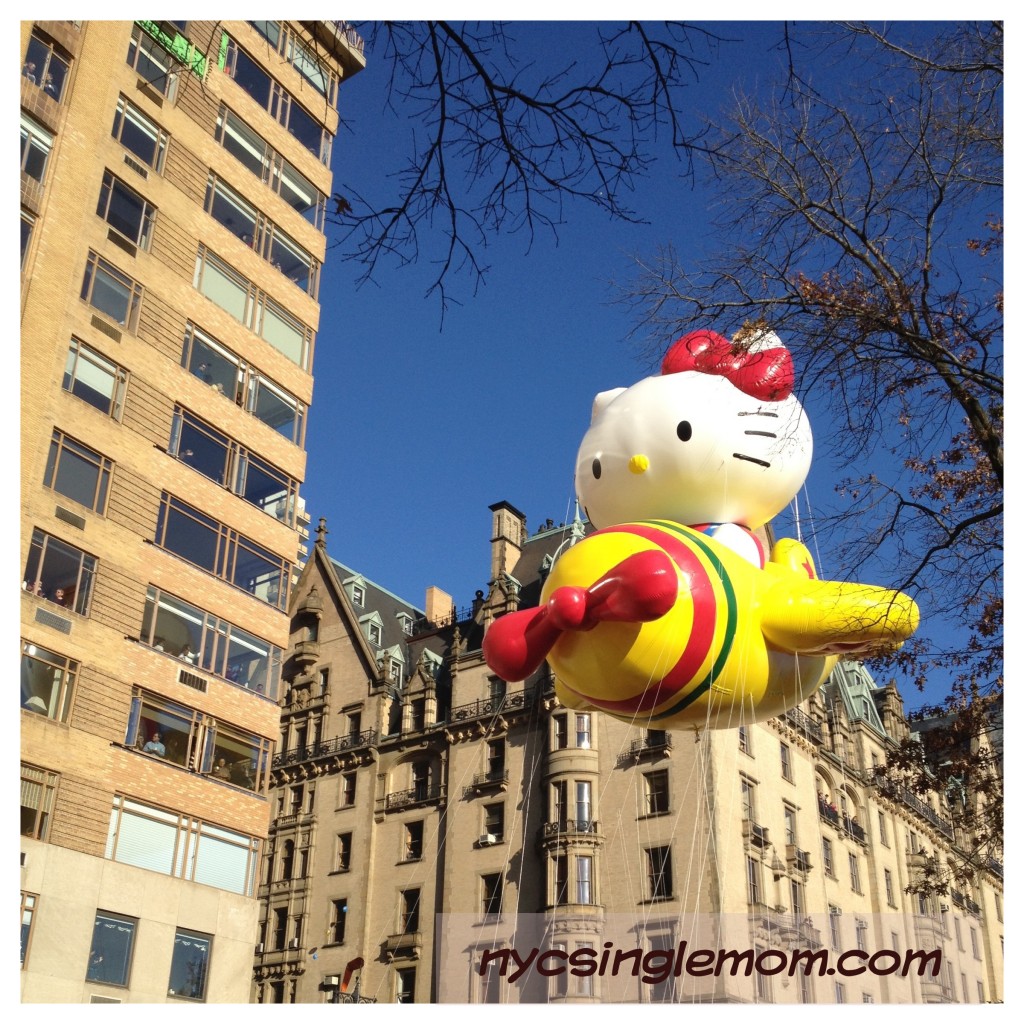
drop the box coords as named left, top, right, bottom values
left=424, top=586, right=454, bottom=627
left=489, top=501, right=527, bottom=582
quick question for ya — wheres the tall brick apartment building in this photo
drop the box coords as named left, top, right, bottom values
left=20, top=20, right=363, bottom=1002
left=261, top=503, right=1003, bottom=1004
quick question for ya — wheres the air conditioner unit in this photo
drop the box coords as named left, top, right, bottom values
left=288, top=938, right=300, bottom=949
left=478, top=833, right=497, bottom=846
left=829, top=906, right=843, bottom=916
left=940, top=902, right=950, bottom=913
left=255, top=943, right=264, bottom=954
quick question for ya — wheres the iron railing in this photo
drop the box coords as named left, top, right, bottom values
left=272, top=729, right=376, bottom=768
left=449, top=690, right=534, bottom=722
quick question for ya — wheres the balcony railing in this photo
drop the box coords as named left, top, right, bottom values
left=817, top=798, right=868, bottom=843
left=782, top=705, right=824, bottom=742
left=385, top=786, right=444, bottom=811
left=449, top=690, right=534, bottom=723
left=542, top=819, right=599, bottom=839
left=463, top=768, right=509, bottom=798
left=616, top=733, right=674, bottom=766
left=877, top=782, right=954, bottom=840
left=326, top=21, right=365, bottom=56
left=272, top=728, right=376, bottom=768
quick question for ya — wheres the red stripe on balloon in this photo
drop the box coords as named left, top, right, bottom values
left=580, top=523, right=717, bottom=714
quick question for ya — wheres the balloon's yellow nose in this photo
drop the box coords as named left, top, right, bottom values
left=628, top=454, right=650, bottom=474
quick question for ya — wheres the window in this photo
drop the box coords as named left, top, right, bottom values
left=790, top=879, right=804, bottom=918
left=754, top=945, right=771, bottom=1001
left=884, top=868, right=896, bottom=907
left=97, top=170, right=156, bottom=247
left=553, top=714, right=567, bottom=749
left=829, top=907, right=842, bottom=951
left=551, top=780, right=567, bottom=827
left=396, top=967, right=416, bottom=1004
left=783, top=804, right=797, bottom=846
left=126, top=24, right=178, bottom=99
left=87, top=913, right=137, bottom=986
left=644, top=770, right=669, bottom=815
left=329, top=899, right=347, bottom=944
left=405, top=821, right=423, bottom=860
left=23, top=31, right=71, bottom=102
left=341, top=772, right=356, bottom=807
left=63, top=338, right=127, bottom=418
left=823, top=838, right=834, bottom=877
left=367, top=621, right=382, bottom=646
left=878, top=810, right=889, bottom=846
left=21, top=210, right=34, bottom=268
left=249, top=21, right=339, bottom=104
left=81, top=252, right=143, bottom=329
left=154, top=492, right=292, bottom=609
left=856, top=919, right=869, bottom=949
left=169, top=407, right=299, bottom=524
left=23, top=528, right=97, bottom=615
left=834, top=982, right=846, bottom=1004
left=192, top=248, right=314, bottom=369
left=21, top=114, right=54, bottom=183
left=412, top=762, right=430, bottom=801
left=647, top=846, right=673, bottom=900
left=112, top=96, right=168, bottom=172
left=487, top=739, right=505, bottom=778
left=780, top=742, right=792, bottom=781
left=576, top=713, right=591, bottom=748
left=21, top=892, right=37, bottom=968
left=225, top=41, right=332, bottom=164
left=955, top=916, right=964, bottom=950
left=204, top=175, right=318, bottom=295
left=484, top=803, right=504, bottom=842
left=849, top=853, right=862, bottom=893
left=740, top=777, right=757, bottom=820
left=168, top=929, right=211, bottom=1001
left=746, top=855, right=761, bottom=906
left=575, top=780, right=592, bottom=824
left=738, top=725, right=750, bottom=754
left=400, top=889, right=421, bottom=932
left=44, top=429, right=113, bottom=514
left=971, top=927, right=980, bottom=959
left=351, top=583, right=365, bottom=606
left=553, top=855, right=568, bottom=905
left=106, top=795, right=260, bottom=895
left=863, top=993, right=875, bottom=1003
left=576, top=855, right=593, bottom=905
left=21, top=641, right=77, bottom=721
left=272, top=908, right=287, bottom=949
left=21, top=764, right=57, bottom=840
left=140, top=585, right=282, bottom=697
left=482, top=873, right=503, bottom=917
left=124, top=689, right=272, bottom=792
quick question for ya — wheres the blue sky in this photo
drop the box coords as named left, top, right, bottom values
left=292, top=18, right=998, bottom=710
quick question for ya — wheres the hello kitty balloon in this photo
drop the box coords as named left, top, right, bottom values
left=483, top=328, right=920, bottom=730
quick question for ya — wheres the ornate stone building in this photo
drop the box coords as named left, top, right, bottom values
left=257, top=503, right=1003, bottom=1004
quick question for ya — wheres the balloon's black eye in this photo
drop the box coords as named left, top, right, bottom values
left=677, top=421, right=692, bottom=442
left=592, top=458, right=602, bottom=479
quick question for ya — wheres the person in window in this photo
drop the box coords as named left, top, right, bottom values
left=53, top=588, right=67, bottom=606
left=22, top=61, right=37, bottom=83
left=178, top=643, right=195, bottom=664
left=143, top=731, right=166, bottom=757
left=31, top=579, right=46, bottom=598
left=43, top=74, right=56, bottom=96
left=212, top=757, right=230, bottom=779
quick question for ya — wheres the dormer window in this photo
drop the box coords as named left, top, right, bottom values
left=368, top=622, right=381, bottom=645
left=352, top=584, right=365, bottom=607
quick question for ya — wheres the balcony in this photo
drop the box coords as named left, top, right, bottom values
left=743, top=819, right=770, bottom=849
left=384, top=786, right=445, bottom=812
left=463, top=768, right=510, bottom=798
left=383, top=931, right=422, bottom=961
left=616, top=732, right=674, bottom=766
left=781, top=705, right=823, bottom=742
left=877, top=782, right=954, bottom=840
left=272, top=728, right=376, bottom=769
left=786, top=845, right=813, bottom=872
left=449, top=690, right=534, bottom=723
left=293, top=638, right=320, bottom=669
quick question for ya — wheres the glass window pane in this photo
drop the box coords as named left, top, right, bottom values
left=159, top=498, right=220, bottom=572
left=21, top=642, right=77, bottom=721
left=230, top=47, right=271, bottom=108
left=249, top=377, right=301, bottom=440
left=64, top=339, right=124, bottom=416
left=195, top=253, right=249, bottom=322
left=237, top=451, right=291, bottom=520
left=87, top=914, right=136, bottom=986
left=259, top=301, right=305, bottom=365
left=219, top=109, right=270, bottom=178
left=191, top=828, right=253, bottom=895
left=231, top=537, right=284, bottom=606
left=174, top=410, right=231, bottom=486
left=182, top=327, right=239, bottom=399
left=224, top=626, right=277, bottom=696
left=168, top=930, right=211, bottom=1001
left=45, top=432, right=109, bottom=512
left=206, top=180, right=258, bottom=245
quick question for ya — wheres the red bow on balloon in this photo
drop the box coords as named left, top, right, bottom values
left=661, top=330, right=794, bottom=401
